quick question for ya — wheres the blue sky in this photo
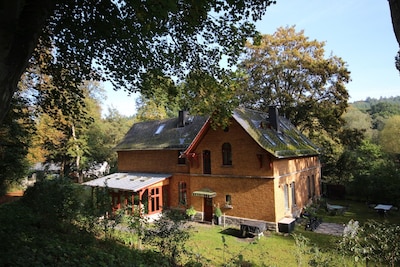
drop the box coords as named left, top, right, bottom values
left=103, top=0, right=399, bottom=117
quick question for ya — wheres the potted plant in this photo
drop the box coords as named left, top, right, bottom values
left=186, top=206, right=196, bottom=220
left=214, top=206, right=222, bottom=225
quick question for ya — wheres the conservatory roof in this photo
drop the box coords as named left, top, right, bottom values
left=82, top=172, right=171, bottom=192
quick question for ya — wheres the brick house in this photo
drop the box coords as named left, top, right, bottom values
left=84, top=106, right=321, bottom=230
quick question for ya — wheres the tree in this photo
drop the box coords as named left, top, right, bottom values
left=0, top=93, right=35, bottom=194
left=0, top=0, right=276, bottom=124
left=86, top=108, right=134, bottom=173
left=343, top=140, right=398, bottom=202
left=379, top=115, right=400, bottom=155
left=388, top=0, right=400, bottom=73
left=238, top=26, right=350, bottom=138
left=180, top=70, right=241, bottom=128
left=341, top=220, right=400, bottom=266
left=342, top=105, right=373, bottom=140
left=30, top=80, right=103, bottom=178
left=135, top=97, right=169, bottom=122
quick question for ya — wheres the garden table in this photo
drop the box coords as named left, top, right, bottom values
left=374, top=204, right=392, bottom=217
left=240, top=220, right=266, bottom=238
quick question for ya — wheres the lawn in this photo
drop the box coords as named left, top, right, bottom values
left=186, top=224, right=303, bottom=266
left=1, top=193, right=398, bottom=266
left=184, top=198, right=400, bottom=266
left=315, top=198, right=400, bottom=225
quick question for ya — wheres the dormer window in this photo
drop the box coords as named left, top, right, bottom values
left=222, top=143, right=232, bottom=165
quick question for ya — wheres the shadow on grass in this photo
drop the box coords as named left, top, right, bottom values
left=0, top=200, right=170, bottom=266
left=219, top=227, right=258, bottom=241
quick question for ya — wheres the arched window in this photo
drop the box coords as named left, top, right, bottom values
left=222, top=143, right=232, bottom=165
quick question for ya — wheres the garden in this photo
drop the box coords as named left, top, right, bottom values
left=1, top=179, right=399, bottom=266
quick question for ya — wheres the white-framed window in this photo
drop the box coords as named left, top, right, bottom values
left=284, top=184, right=289, bottom=211
left=291, top=182, right=296, bottom=206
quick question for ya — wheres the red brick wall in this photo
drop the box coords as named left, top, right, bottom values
left=117, top=150, right=189, bottom=173
left=168, top=174, right=276, bottom=222
left=189, top=120, right=273, bottom=177
left=273, top=157, right=321, bottom=220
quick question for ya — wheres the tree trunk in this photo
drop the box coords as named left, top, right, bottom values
left=71, top=123, right=83, bottom=183
left=0, top=0, right=55, bottom=123
left=389, top=0, right=400, bottom=46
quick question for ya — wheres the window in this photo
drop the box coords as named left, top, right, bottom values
left=149, top=187, right=162, bottom=213
left=263, top=133, right=277, bottom=146
left=203, top=150, right=211, bottom=174
left=177, top=150, right=185, bottom=165
left=222, top=143, right=232, bottom=165
left=291, top=182, right=296, bottom=206
left=284, top=184, right=289, bottom=211
left=311, top=175, right=315, bottom=197
left=225, top=194, right=232, bottom=205
left=154, top=124, right=165, bottom=135
left=307, top=176, right=311, bottom=199
left=178, top=182, right=187, bottom=205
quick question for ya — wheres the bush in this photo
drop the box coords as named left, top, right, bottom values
left=22, top=178, right=87, bottom=224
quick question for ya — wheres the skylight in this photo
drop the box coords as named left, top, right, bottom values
left=251, top=119, right=262, bottom=128
left=155, top=124, right=165, bottom=135
left=277, top=133, right=287, bottom=145
left=263, top=133, right=277, bottom=146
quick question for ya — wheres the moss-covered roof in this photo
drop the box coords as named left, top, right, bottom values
left=233, top=107, right=319, bottom=158
left=115, top=108, right=319, bottom=158
left=114, top=115, right=208, bottom=151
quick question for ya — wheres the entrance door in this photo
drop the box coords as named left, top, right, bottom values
left=203, top=150, right=211, bottom=174
left=203, top=197, right=213, bottom=222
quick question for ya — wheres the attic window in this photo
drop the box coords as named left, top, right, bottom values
left=155, top=124, right=165, bottom=135
left=280, top=121, right=290, bottom=130
left=263, top=133, right=276, bottom=146
left=288, top=136, right=299, bottom=145
left=277, top=133, right=287, bottom=144
left=251, top=119, right=261, bottom=128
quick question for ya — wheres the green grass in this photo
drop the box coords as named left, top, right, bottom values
left=317, top=199, right=400, bottom=224
left=184, top=198, right=400, bottom=266
left=1, top=195, right=398, bottom=266
left=186, top=225, right=296, bottom=266
left=185, top=224, right=356, bottom=266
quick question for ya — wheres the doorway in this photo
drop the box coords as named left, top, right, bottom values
left=203, top=197, right=213, bottom=222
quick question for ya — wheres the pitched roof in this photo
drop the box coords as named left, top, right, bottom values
left=114, top=115, right=208, bottom=151
left=232, top=107, right=319, bottom=158
left=115, top=108, right=319, bottom=159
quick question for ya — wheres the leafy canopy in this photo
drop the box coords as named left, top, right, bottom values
left=40, top=0, right=275, bottom=107
left=238, top=26, right=350, bottom=137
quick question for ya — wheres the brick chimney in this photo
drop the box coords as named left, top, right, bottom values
left=268, top=106, right=280, bottom=132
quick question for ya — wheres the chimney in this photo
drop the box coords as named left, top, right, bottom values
left=268, top=105, right=280, bottom=132
left=178, top=110, right=189, bottom=127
